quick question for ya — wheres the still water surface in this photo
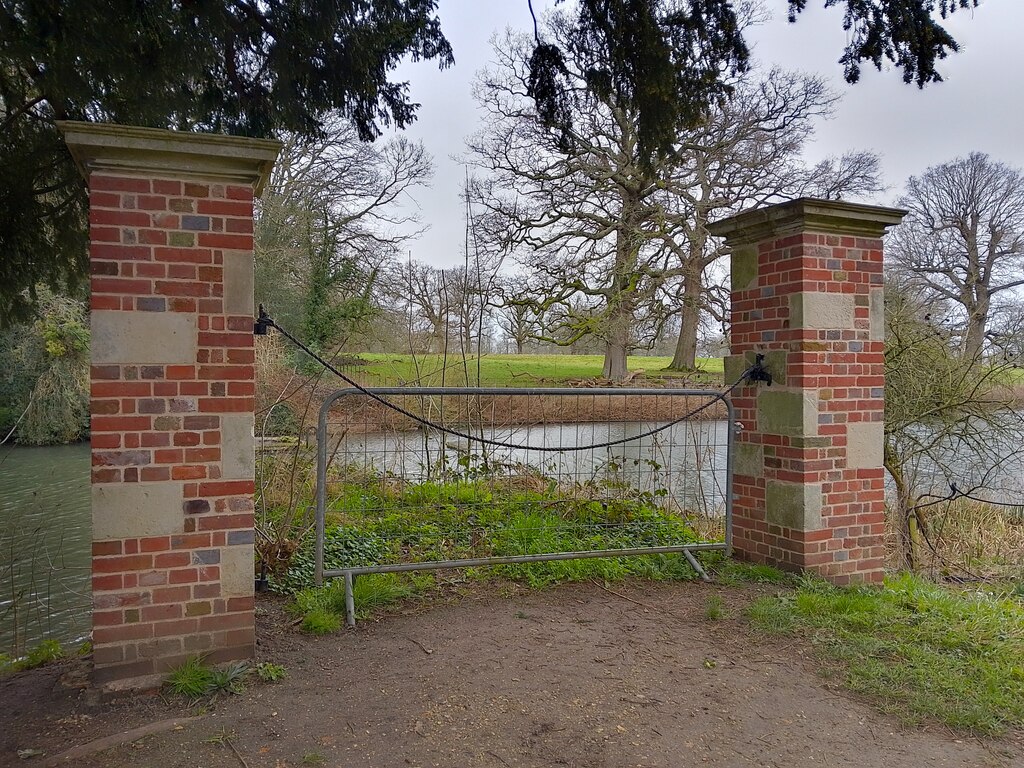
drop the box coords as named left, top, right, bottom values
left=0, top=443, right=91, bottom=655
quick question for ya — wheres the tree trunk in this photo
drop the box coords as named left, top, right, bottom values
left=885, top=442, right=921, bottom=571
left=602, top=193, right=639, bottom=382
left=962, top=302, right=988, bottom=360
left=602, top=324, right=629, bottom=380
left=669, top=268, right=703, bottom=370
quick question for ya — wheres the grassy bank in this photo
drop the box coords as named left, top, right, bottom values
left=747, top=573, right=1024, bottom=734
left=350, top=353, right=723, bottom=387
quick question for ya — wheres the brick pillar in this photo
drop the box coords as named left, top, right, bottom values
left=58, top=122, right=280, bottom=685
left=709, top=199, right=906, bottom=585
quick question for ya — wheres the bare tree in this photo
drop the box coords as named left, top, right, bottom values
left=887, top=152, right=1024, bottom=359
left=468, top=14, right=882, bottom=377
left=386, top=259, right=449, bottom=352
left=494, top=276, right=543, bottom=354
left=654, top=74, right=883, bottom=370
left=256, top=118, right=433, bottom=352
left=883, top=278, right=1024, bottom=571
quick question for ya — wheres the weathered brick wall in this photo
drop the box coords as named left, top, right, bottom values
left=60, top=122, right=279, bottom=685
left=711, top=200, right=905, bottom=585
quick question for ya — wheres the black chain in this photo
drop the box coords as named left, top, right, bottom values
left=259, top=306, right=759, bottom=454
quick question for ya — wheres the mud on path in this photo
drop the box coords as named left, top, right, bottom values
left=2, top=581, right=1020, bottom=768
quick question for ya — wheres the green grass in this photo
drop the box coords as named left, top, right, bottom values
left=745, top=573, right=1024, bottom=734
left=290, top=573, right=433, bottom=633
left=164, top=657, right=250, bottom=698
left=165, top=656, right=217, bottom=698
left=0, top=639, right=66, bottom=676
left=283, top=474, right=711, bottom=630
left=351, top=353, right=723, bottom=387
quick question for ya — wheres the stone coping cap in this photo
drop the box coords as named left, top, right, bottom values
left=57, top=121, right=281, bottom=195
left=708, top=197, right=907, bottom=243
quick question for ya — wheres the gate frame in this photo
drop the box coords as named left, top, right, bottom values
left=314, top=387, right=735, bottom=625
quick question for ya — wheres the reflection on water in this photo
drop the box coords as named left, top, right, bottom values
left=0, top=443, right=91, bottom=655
left=331, top=420, right=733, bottom=515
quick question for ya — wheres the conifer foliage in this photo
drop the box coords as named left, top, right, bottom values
left=528, top=0, right=978, bottom=165
left=0, top=0, right=453, bottom=324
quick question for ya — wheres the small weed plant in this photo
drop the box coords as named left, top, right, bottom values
left=165, top=657, right=251, bottom=699
left=165, top=656, right=215, bottom=698
left=0, top=639, right=66, bottom=676
left=255, top=662, right=287, bottom=682
left=745, top=573, right=1024, bottom=734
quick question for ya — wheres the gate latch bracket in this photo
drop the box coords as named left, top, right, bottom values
left=744, top=353, right=773, bottom=386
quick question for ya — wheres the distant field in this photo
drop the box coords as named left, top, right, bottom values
left=348, top=353, right=724, bottom=387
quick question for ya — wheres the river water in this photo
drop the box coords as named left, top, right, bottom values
left=0, top=443, right=91, bottom=656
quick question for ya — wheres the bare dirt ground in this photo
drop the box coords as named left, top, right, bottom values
left=2, top=580, right=1021, bottom=768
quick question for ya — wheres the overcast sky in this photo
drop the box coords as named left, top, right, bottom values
left=389, top=0, right=1024, bottom=268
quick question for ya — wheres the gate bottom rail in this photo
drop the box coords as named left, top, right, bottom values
left=323, top=541, right=723, bottom=627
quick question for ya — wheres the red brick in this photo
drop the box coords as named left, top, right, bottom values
left=197, top=480, right=254, bottom=496
left=198, top=514, right=253, bottom=531
left=91, top=175, right=151, bottom=193
left=151, top=586, right=191, bottom=604
left=199, top=397, right=254, bottom=413
left=154, top=552, right=192, bottom=568
left=197, top=232, right=252, bottom=249
left=196, top=199, right=252, bottom=216
left=153, top=180, right=183, bottom=195
left=226, top=185, right=254, bottom=201
left=166, top=365, right=196, bottom=379
left=93, top=554, right=154, bottom=573
left=184, top=182, right=210, bottom=197
left=92, top=277, right=152, bottom=295
left=169, top=568, right=199, bottom=584
left=198, top=363, right=253, bottom=379
left=153, top=247, right=213, bottom=264
left=156, top=280, right=210, bottom=297
left=94, top=624, right=154, bottom=644
left=172, top=465, right=208, bottom=480
left=92, top=541, right=123, bottom=556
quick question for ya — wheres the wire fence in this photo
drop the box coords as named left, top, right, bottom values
left=314, top=387, right=734, bottom=625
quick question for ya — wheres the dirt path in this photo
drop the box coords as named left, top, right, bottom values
left=2, top=581, right=1020, bottom=768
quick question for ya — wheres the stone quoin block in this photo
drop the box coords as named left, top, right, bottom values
left=92, top=483, right=185, bottom=540
left=59, top=121, right=280, bottom=687
left=91, top=311, right=197, bottom=365
left=709, top=198, right=906, bottom=585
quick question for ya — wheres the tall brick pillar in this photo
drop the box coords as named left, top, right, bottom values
left=59, top=122, right=280, bottom=685
left=710, top=199, right=905, bottom=585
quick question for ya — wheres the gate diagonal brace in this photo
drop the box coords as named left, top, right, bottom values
left=683, top=549, right=712, bottom=582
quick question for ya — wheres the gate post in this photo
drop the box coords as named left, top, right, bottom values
left=59, top=123, right=280, bottom=685
left=709, top=199, right=905, bottom=584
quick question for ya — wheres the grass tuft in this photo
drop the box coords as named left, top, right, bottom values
left=704, top=595, right=725, bottom=621
left=165, top=657, right=250, bottom=698
left=301, top=608, right=342, bottom=635
left=165, top=656, right=216, bottom=699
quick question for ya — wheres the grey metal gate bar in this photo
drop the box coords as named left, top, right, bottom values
left=315, top=387, right=735, bottom=626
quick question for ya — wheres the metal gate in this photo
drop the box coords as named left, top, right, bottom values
left=315, top=387, right=734, bottom=625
